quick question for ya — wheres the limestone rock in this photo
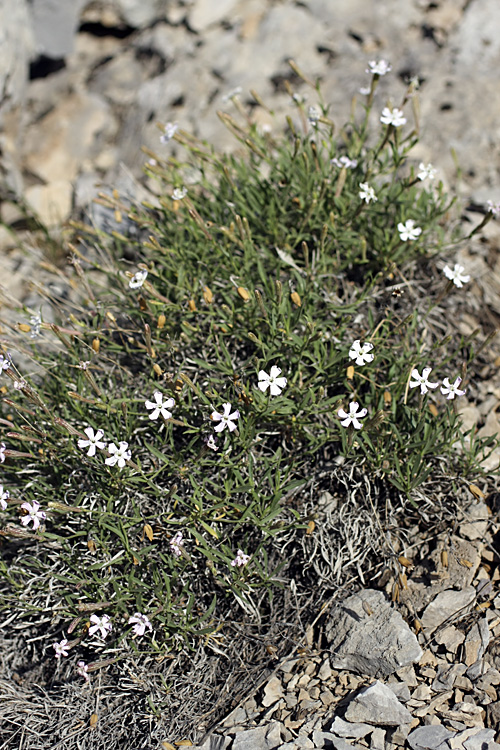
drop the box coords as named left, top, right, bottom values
left=30, top=0, right=86, bottom=58
left=420, top=588, right=477, bottom=634
left=344, top=681, right=412, bottom=726
left=325, top=589, right=423, bottom=677
left=188, top=0, right=241, bottom=32
left=0, top=0, right=34, bottom=118
left=407, top=724, right=455, bottom=750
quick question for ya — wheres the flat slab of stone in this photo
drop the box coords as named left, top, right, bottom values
left=325, top=589, right=423, bottom=677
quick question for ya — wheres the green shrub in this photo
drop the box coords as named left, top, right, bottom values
left=0, top=62, right=495, bottom=673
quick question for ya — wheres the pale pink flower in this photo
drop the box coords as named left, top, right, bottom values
left=170, top=531, right=184, bottom=558
left=231, top=550, right=250, bottom=567
left=128, top=612, right=152, bottom=637
left=88, top=614, right=112, bottom=639
left=53, top=638, right=69, bottom=659
left=0, top=484, right=9, bottom=510
left=77, top=660, right=90, bottom=681
left=211, top=403, right=240, bottom=433
left=21, top=500, right=46, bottom=530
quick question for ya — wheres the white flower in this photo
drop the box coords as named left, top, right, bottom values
left=359, top=86, right=371, bottom=96
left=204, top=434, right=219, bottom=452
left=13, top=379, right=26, bottom=390
left=443, top=264, right=470, bottom=288
left=307, top=105, right=321, bottom=124
left=417, top=162, right=437, bottom=181
left=258, top=366, right=287, bottom=396
left=53, top=638, right=69, bottom=659
left=487, top=200, right=500, bottom=216
left=77, top=360, right=91, bottom=370
left=145, top=391, right=174, bottom=421
left=349, top=340, right=374, bottom=366
left=331, top=155, right=358, bottom=169
left=77, top=660, right=90, bottom=681
left=105, top=442, right=131, bottom=469
left=409, top=367, right=439, bottom=395
left=398, top=219, right=422, bottom=241
left=20, top=500, right=46, bottom=530
left=366, top=60, right=392, bottom=76
left=359, top=183, right=377, bottom=204
left=172, top=187, right=187, bottom=201
left=441, top=377, right=466, bottom=400
left=0, top=484, right=9, bottom=510
left=128, top=612, right=152, bottom=637
left=380, top=107, right=406, bottom=127
left=211, top=403, right=240, bottom=433
left=0, top=354, right=11, bottom=372
left=337, top=401, right=367, bottom=430
left=129, top=270, right=148, bottom=289
left=170, top=531, right=184, bottom=558
left=0, top=443, right=5, bottom=463
left=78, top=427, right=106, bottom=457
left=160, top=122, right=178, bottom=144
left=231, top=549, right=250, bottom=567
left=88, top=614, right=112, bottom=639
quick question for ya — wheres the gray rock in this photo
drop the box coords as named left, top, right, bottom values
left=463, top=729, right=498, bottom=750
left=113, top=0, right=168, bottom=28
left=325, top=589, right=423, bottom=677
left=30, top=0, right=86, bottom=58
left=0, top=0, right=34, bottom=118
left=420, top=588, right=477, bottom=633
left=370, top=727, right=386, bottom=750
left=329, top=717, right=373, bottom=738
left=344, top=681, right=412, bottom=727
left=231, top=721, right=282, bottom=750
left=407, top=725, right=455, bottom=750
left=387, top=682, right=411, bottom=703
left=188, top=0, right=241, bottom=32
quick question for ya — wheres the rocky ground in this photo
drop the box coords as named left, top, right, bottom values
left=2, top=1, right=500, bottom=748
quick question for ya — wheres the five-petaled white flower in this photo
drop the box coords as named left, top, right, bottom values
left=231, top=549, right=251, bottom=567
left=211, top=403, right=240, bottom=433
left=77, top=660, right=90, bottom=681
left=53, top=638, right=69, bottom=659
left=129, top=270, right=148, bottom=289
left=172, top=187, right=187, bottom=201
left=105, top=442, right=131, bottom=469
left=380, top=107, right=407, bottom=127
left=417, top=162, right=437, bottom=181
left=331, top=155, right=358, bottom=169
left=170, top=531, right=184, bottom=558
left=88, top=614, right=112, bottom=639
left=78, top=427, right=106, bottom=457
left=0, top=354, right=11, bottom=373
left=0, top=484, right=9, bottom=510
left=443, top=264, right=470, bottom=288
left=441, top=377, right=466, bottom=400
left=366, top=60, right=392, bottom=76
left=337, top=401, right=368, bottom=430
left=160, top=122, right=178, bottom=144
left=0, top=443, right=5, bottom=463
left=128, top=612, right=153, bottom=637
left=349, top=340, right=374, bottom=366
left=258, top=366, right=287, bottom=396
left=359, top=183, right=377, bottom=204
left=145, top=391, right=175, bottom=421
left=21, top=500, right=46, bottom=530
left=398, top=219, right=422, bottom=242
left=409, top=367, right=439, bottom=395
left=487, top=200, right=500, bottom=216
